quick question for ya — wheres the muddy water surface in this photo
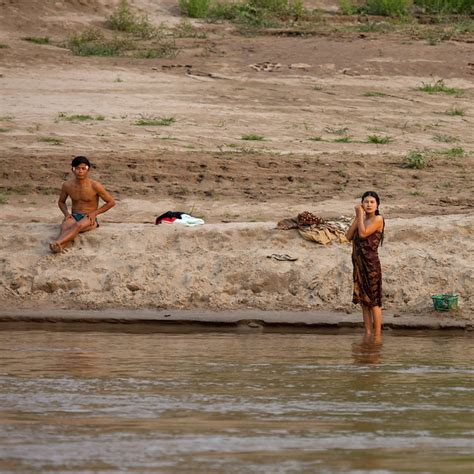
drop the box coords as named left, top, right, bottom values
left=0, top=327, right=472, bottom=473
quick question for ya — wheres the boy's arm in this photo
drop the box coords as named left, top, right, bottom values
left=58, top=183, right=70, bottom=218
left=89, top=181, right=116, bottom=219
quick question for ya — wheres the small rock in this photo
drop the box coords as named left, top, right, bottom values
left=126, top=284, right=142, bottom=292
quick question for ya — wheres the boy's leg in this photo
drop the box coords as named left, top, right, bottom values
left=50, top=216, right=97, bottom=253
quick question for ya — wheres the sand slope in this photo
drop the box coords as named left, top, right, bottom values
left=1, top=214, right=472, bottom=315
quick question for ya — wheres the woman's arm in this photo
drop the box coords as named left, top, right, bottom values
left=345, top=218, right=358, bottom=241
left=356, top=206, right=383, bottom=238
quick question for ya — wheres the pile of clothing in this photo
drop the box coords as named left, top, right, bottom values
left=155, top=211, right=204, bottom=227
left=277, top=211, right=350, bottom=245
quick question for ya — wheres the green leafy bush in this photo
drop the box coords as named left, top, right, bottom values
left=108, top=0, right=157, bottom=39
left=180, top=0, right=210, bottom=18
left=414, top=0, right=473, bottom=14
left=67, top=28, right=134, bottom=56
left=362, top=0, right=412, bottom=16
left=404, top=151, right=427, bottom=169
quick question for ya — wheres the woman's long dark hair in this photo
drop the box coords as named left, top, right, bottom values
left=361, top=191, right=384, bottom=245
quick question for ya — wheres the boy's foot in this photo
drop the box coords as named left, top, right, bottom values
left=49, top=241, right=63, bottom=253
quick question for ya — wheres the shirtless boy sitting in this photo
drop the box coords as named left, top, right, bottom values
left=49, top=156, right=115, bottom=253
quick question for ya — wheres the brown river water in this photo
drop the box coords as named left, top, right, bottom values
left=0, top=326, right=472, bottom=473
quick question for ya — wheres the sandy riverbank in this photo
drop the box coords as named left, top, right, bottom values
left=0, top=1, right=473, bottom=323
left=1, top=214, right=472, bottom=318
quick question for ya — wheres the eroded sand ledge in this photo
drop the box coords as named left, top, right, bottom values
left=1, top=214, right=472, bottom=320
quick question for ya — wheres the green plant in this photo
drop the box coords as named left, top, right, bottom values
left=180, top=0, right=210, bottom=18
left=308, top=136, right=322, bottom=141
left=445, top=107, right=465, bottom=116
left=414, top=0, right=473, bottom=15
left=0, top=44, right=8, bottom=49
left=0, top=194, right=8, bottom=204
left=367, top=134, right=393, bottom=144
left=58, top=113, right=104, bottom=121
left=173, top=19, right=207, bottom=38
left=0, top=128, right=8, bottom=133
left=363, top=91, right=387, bottom=97
left=207, top=0, right=305, bottom=29
left=339, top=0, right=357, bottom=15
left=404, top=151, right=427, bottom=169
left=433, top=134, right=458, bottom=143
left=135, top=117, right=176, bottom=126
left=135, top=41, right=179, bottom=59
left=108, top=0, right=157, bottom=39
left=241, top=133, right=264, bottom=140
left=410, top=190, right=424, bottom=196
left=443, top=146, right=465, bottom=158
left=67, top=28, right=134, bottom=56
left=417, top=79, right=461, bottom=95
left=361, top=0, right=411, bottom=16
left=334, top=136, right=352, bottom=142
left=39, top=136, right=64, bottom=145
left=22, top=37, right=50, bottom=44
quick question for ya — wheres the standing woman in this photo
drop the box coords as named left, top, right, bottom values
left=346, top=191, right=385, bottom=338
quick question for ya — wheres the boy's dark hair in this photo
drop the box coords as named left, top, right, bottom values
left=71, top=156, right=91, bottom=168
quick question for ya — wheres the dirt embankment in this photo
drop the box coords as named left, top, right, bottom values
left=0, top=214, right=472, bottom=316
left=0, top=0, right=473, bottom=317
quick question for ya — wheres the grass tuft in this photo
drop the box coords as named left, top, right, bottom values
left=67, top=28, right=134, bottom=56
left=308, top=136, right=322, bottom=141
left=136, top=117, right=176, bottom=126
left=0, top=44, right=9, bottom=49
left=241, top=133, right=264, bottom=141
left=433, top=134, right=458, bottom=143
left=443, top=146, right=465, bottom=158
left=403, top=151, right=427, bottom=169
left=205, top=0, right=307, bottom=29
left=363, top=91, right=387, bottom=97
left=135, top=41, right=179, bottom=59
left=361, top=0, right=411, bottom=17
left=38, top=137, right=64, bottom=145
left=445, top=107, right=465, bottom=116
left=179, top=0, right=210, bottom=18
left=58, top=113, right=105, bottom=122
left=417, top=79, right=461, bottom=95
left=173, top=19, right=208, bottom=38
left=22, top=37, right=50, bottom=44
left=334, top=136, right=352, bottom=143
left=367, top=134, right=393, bottom=144
left=108, top=0, right=158, bottom=39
